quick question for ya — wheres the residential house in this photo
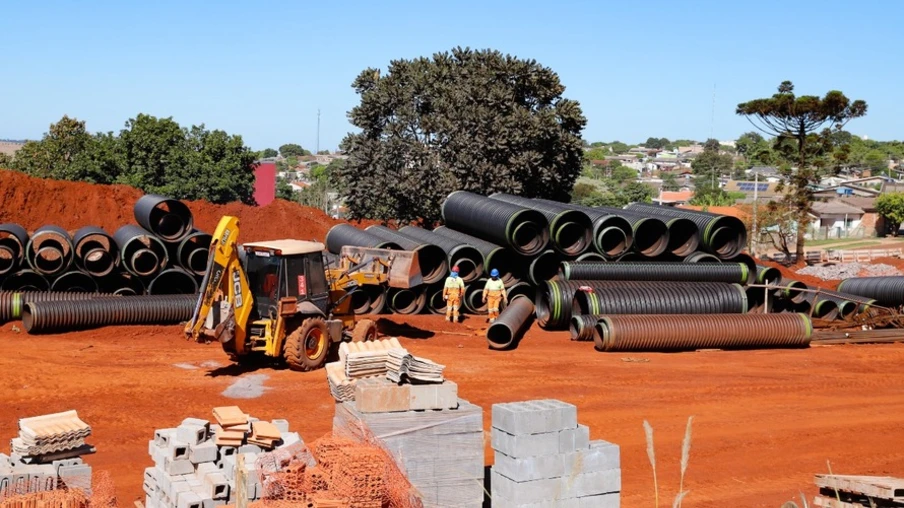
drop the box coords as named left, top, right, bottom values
left=807, top=201, right=865, bottom=239
left=723, top=180, right=782, bottom=201
left=605, top=155, right=644, bottom=171
left=836, top=196, right=887, bottom=236
left=746, top=166, right=782, bottom=182
left=652, top=190, right=694, bottom=206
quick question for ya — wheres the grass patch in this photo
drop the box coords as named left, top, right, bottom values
left=821, top=241, right=883, bottom=250
left=805, top=237, right=879, bottom=247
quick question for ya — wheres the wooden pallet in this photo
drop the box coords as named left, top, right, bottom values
left=815, top=474, right=904, bottom=507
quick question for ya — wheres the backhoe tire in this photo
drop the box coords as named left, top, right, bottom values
left=351, top=319, right=378, bottom=343
left=284, top=317, right=329, bottom=372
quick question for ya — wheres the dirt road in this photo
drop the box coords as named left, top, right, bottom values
left=2, top=316, right=903, bottom=507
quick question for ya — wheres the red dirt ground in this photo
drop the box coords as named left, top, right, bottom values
left=0, top=170, right=345, bottom=243
left=1, top=316, right=903, bottom=508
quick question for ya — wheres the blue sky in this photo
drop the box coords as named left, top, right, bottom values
left=2, top=0, right=901, bottom=151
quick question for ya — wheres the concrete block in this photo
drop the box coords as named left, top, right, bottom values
left=182, top=417, right=211, bottom=430
left=572, top=440, right=620, bottom=474
left=27, top=465, right=57, bottom=492
left=271, top=419, right=289, bottom=433
left=170, top=479, right=191, bottom=498
left=190, top=441, right=219, bottom=464
left=491, top=427, right=559, bottom=458
left=158, top=471, right=172, bottom=498
left=196, top=462, right=218, bottom=477
left=220, top=446, right=237, bottom=457
left=155, top=428, right=177, bottom=447
left=58, top=464, right=92, bottom=491
left=177, top=423, right=208, bottom=446
left=165, top=458, right=195, bottom=476
left=578, top=492, right=620, bottom=507
left=568, top=469, right=621, bottom=498
left=203, top=472, right=229, bottom=500
left=238, top=444, right=261, bottom=455
left=220, top=455, right=236, bottom=480
left=177, top=489, right=203, bottom=508
left=166, top=439, right=192, bottom=461
left=435, top=480, right=484, bottom=506
left=355, top=378, right=411, bottom=413
left=492, top=498, right=579, bottom=508
left=491, top=468, right=620, bottom=503
left=278, top=432, right=300, bottom=447
left=493, top=451, right=566, bottom=482
left=144, top=467, right=159, bottom=487
left=186, top=474, right=203, bottom=488
left=492, top=400, right=578, bottom=436
left=558, top=424, right=590, bottom=454
left=409, top=381, right=459, bottom=411
left=143, top=479, right=157, bottom=497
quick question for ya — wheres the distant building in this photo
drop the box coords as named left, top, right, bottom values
left=724, top=180, right=782, bottom=200
left=808, top=200, right=865, bottom=238
left=253, top=162, right=277, bottom=206
left=652, top=190, right=694, bottom=206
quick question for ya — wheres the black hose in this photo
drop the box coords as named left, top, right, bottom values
left=325, top=224, right=401, bottom=254
left=398, top=226, right=484, bottom=283
left=593, top=207, right=669, bottom=257
left=836, top=276, right=904, bottom=307
left=113, top=225, right=169, bottom=278
left=536, top=200, right=633, bottom=258
left=73, top=226, right=118, bottom=277
left=176, top=231, right=213, bottom=276
left=22, top=294, right=198, bottom=334
left=148, top=268, right=200, bottom=295
left=683, top=252, right=722, bottom=263
left=0, top=223, right=28, bottom=276
left=486, top=295, right=534, bottom=350
left=26, top=225, right=74, bottom=277
left=525, top=250, right=560, bottom=286
left=432, top=226, right=520, bottom=287
left=387, top=286, right=427, bottom=315
left=0, top=269, right=49, bottom=292
left=134, top=194, right=194, bottom=243
left=559, top=261, right=749, bottom=284
left=50, top=270, right=99, bottom=293
left=624, top=203, right=748, bottom=259
left=365, top=225, right=448, bottom=285
left=464, top=278, right=489, bottom=314
left=488, top=193, right=593, bottom=256
left=756, top=265, right=781, bottom=285
left=442, top=191, right=550, bottom=256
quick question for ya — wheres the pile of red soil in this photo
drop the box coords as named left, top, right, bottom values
left=869, top=256, right=904, bottom=272
left=0, top=170, right=343, bottom=243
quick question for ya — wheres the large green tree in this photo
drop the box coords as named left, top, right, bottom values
left=337, top=47, right=587, bottom=224
left=279, top=143, right=310, bottom=158
left=737, top=81, right=867, bottom=259
left=875, top=192, right=904, bottom=236
left=258, top=148, right=278, bottom=158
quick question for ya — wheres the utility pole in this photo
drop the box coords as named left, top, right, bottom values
left=710, top=83, right=716, bottom=140
left=316, top=109, right=321, bottom=154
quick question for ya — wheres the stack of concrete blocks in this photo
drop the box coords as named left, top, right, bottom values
left=0, top=410, right=94, bottom=499
left=144, top=416, right=307, bottom=508
left=490, top=400, right=621, bottom=507
left=333, top=398, right=484, bottom=508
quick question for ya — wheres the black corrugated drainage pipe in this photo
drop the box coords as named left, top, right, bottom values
left=426, top=283, right=447, bottom=315
left=388, top=286, right=427, bottom=315
left=536, top=200, right=632, bottom=258
left=488, top=193, right=593, bottom=256
left=525, top=250, right=560, bottom=286
left=50, top=271, right=99, bottom=293
left=486, top=295, right=534, bottom=350
left=398, top=226, right=484, bottom=283
left=569, top=314, right=601, bottom=342
left=726, top=253, right=757, bottom=285
left=350, top=284, right=387, bottom=315
left=464, top=278, right=489, bottom=314
left=570, top=281, right=747, bottom=316
left=624, top=203, right=747, bottom=259
left=22, top=294, right=197, bottom=334
left=809, top=287, right=876, bottom=319
left=683, top=252, right=722, bottom=263
left=432, top=226, right=519, bottom=287
left=114, top=225, right=169, bottom=278
left=73, top=226, right=117, bottom=277
left=506, top=281, right=535, bottom=302
left=559, top=261, right=749, bottom=284
left=594, top=207, right=669, bottom=258
left=442, top=191, right=550, bottom=256
left=593, top=313, right=812, bottom=352
left=100, top=272, right=147, bottom=296
left=365, top=225, right=447, bottom=285
left=745, top=285, right=774, bottom=314
left=0, top=270, right=49, bottom=292
left=659, top=217, right=700, bottom=257
left=837, top=276, right=904, bottom=307
left=776, top=278, right=808, bottom=304
left=134, top=194, right=194, bottom=243
left=810, top=298, right=838, bottom=320
left=176, top=231, right=213, bottom=276
left=0, top=291, right=108, bottom=322
left=325, top=224, right=401, bottom=254
left=0, top=223, right=28, bottom=276
left=149, top=268, right=200, bottom=295
left=26, top=225, right=74, bottom=277
left=756, top=265, right=781, bottom=285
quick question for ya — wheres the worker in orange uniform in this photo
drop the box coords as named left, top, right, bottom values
left=482, top=268, right=507, bottom=323
left=442, top=266, right=466, bottom=323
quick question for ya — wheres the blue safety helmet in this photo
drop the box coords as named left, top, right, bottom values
left=490, top=268, right=500, bottom=278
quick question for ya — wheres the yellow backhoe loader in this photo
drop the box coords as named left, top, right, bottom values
left=184, top=216, right=422, bottom=371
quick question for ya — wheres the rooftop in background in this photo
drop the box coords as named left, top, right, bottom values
left=653, top=190, right=693, bottom=205
left=724, top=180, right=782, bottom=198
left=810, top=200, right=865, bottom=216
left=679, top=205, right=749, bottom=220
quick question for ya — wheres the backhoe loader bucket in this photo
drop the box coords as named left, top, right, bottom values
left=338, top=246, right=423, bottom=289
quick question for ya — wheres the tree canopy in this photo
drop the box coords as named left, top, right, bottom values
left=336, top=47, right=587, bottom=224
left=259, top=148, right=278, bottom=158
left=279, top=143, right=310, bottom=158
left=690, top=142, right=735, bottom=206
left=7, top=114, right=257, bottom=204
left=875, top=192, right=904, bottom=236
left=736, top=81, right=867, bottom=258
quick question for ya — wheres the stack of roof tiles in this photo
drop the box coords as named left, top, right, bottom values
left=385, top=348, right=445, bottom=384
left=0, top=410, right=94, bottom=500
left=143, top=406, right=312, bottom=508
left=326, top=339, right=405, bottom=402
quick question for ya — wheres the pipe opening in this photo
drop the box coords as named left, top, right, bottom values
left=711, top=226, right=740, bottom=257
left=186, top=249, right=209, bottom=275
left=114, top=287, right=140, bottom=296
left=350, top=289, right=373, bottom=314
left=1, top=270, right=49, bottom=292
left=506, top=282, right=534, bottom=302
left=486, top=323, right=514, bottom=348
left=51, top=272, right=98, bottom=293
left=511, top=222, right=545, bottom=255
left=34, top=247, right=65, bottom=274
left=0, top=247, right=14, bottom=274
left=83, top=248, right=115, bottom=277
left=812, top=300, right=838, bottom=319
left=633, top=220, right=669, bottom=257
left=415, top=245, right=448, bottom=285
left=149, top=269, right=200, bottom=295
left=391, top=289, right=417, bottom=313
left=486, top=250, right=517, bottom=286
left=427, top=287, right=447, bottom=315
left=535, top=289, right=551, bottom=325
left=836, top=301, right=857, bottom=320
left=453, top=258, right=478, bottom=282
left=528, top=251, right=560, bottom=285
left=597, top=227, right=628, bottom=257
left=554, top=222, right=590, bottom=256
left=667, top=219, right=700, bottom=257
left=568, top=316, right=583, bottom=340
left=685, top=252, right=721, bottom=263
left=132, top=250, right=161, bottom=277
left=157, top=213, right=187, bottom=240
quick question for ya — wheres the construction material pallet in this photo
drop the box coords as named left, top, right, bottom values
left=814, top=474, right=904, bottom=507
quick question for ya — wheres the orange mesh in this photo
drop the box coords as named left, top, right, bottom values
left=0, top=468, right=115, bottom=508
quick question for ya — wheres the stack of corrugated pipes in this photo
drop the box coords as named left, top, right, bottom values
left=328, top=191, right=878, bottom=352
left=0, top=194, right=206, bottom=334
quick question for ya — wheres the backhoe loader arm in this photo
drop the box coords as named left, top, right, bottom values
left=184, top=216, right=254, bottom=353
